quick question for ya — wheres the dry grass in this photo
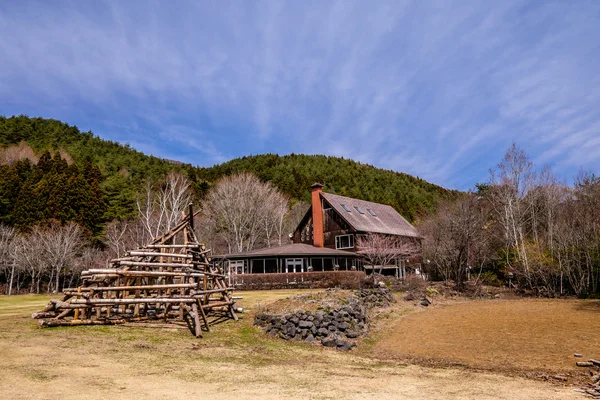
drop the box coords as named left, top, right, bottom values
left=0, top=291, right=586, bottom=399
left=373, top=298, right=600, bottom=382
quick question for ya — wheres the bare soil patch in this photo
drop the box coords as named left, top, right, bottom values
left=373, top=298, right=600, bottom=382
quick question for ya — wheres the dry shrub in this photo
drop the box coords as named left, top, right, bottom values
left=402, top=274, right=428, bottom=292
left=231, top=271, right=370, bottom=290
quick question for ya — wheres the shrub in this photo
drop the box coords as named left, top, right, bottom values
left=230, top=271, right=370, bottom=290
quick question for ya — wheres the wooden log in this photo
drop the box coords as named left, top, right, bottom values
left=191, top=302, right=203, bottom=338
left=128, top=251, right=193, bottom=259
left=31, top=311, right=57, bottom=319
left=119, top=261, right=193, bottom=268
left=590, top=360, right=600, bottom=367
left=67, top=298, right=196, bottom=306
left=83, top=270, right=209, bottom=278
left=201, top=301, right=234, bottom=309
left=64, top=283, right=198, bottom=292
left=39, top=319, right=127, bottom=327
left=577, top=361, right=594, bottom=367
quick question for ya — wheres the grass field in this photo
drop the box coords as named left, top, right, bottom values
left=0, top=290, right=592, bottom=399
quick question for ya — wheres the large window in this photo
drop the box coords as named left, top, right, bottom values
left=335, top=234, right=355, bottom=249
left=228, top=260, right=245, bottom=274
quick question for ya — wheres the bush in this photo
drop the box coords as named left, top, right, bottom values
left=231, top=271, right=371, bottom=290
left=478, top=271, right=503, bottom=287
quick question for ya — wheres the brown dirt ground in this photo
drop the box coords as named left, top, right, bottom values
left=0, top=291, right=589, bottom=400
left=373, top=298, right=600, bottom=381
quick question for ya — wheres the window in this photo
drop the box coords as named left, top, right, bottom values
left=335, top=234, right=355, bottom=249
left=341, top=204, right=351, bottom=212
left=228, top=260, right=245, bottom=274
left=354, top=206, right=364, bottom=214
left=367, top=208, right=377, bottom=216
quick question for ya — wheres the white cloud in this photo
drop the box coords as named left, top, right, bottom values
left=0, top=0, right=598, bottom=188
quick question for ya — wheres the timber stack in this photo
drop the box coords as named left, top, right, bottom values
left=31, top=205, right=237, bottom=338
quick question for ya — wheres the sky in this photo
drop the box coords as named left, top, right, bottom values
left=1, top=1, right=599, bottom=190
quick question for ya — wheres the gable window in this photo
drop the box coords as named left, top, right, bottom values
left=341, top=204, right=351, bottom=212
left=367, top=208, right=377, bottom=216
left=354, top=206, right=364, bottom=214
left=335, top=234, right=355, bottom=249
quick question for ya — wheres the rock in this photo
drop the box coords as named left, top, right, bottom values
left=290, top=316, right=299, bottom=325
left=298, top=320, right=313, bottom=329
left=310, top=325, right=317, bottom=335
left=307, top=315, right=314, bottom=322
left=317, top=327, right=329, bottom=336
left=336, top=340, right=356, bottom=351
left=345, top=330, right=359, bottom=338
left=338, top=322, right=348, bottom=331
left=305, top=334, right=315, bottom=343
left=321, top=337, right=337, bottom=347
left=300, top=329, right=308, bottom=337
left=268, top=329, right=278, bottom=336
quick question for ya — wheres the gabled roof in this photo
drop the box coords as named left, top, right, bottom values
left=321, top=192, right=420, bottom=238
left=216, top=243, right=357, bottom=259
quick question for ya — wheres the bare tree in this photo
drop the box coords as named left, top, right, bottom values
left=356, top=233, right=413, bottom=282
left=137, top=172, right=193, bottom=239
left=0, top=141, right=38, bottom=166
left=420, top=194, right=490, bottom=289
left=41, top=222, right=84, bottom=293
left=11, top=227, right=47, bottom=294
left=0, top=225, right=16, bottom=295
left=487, top=143, right=537, bottom=288
left=200, top=173, right=290, bottom=254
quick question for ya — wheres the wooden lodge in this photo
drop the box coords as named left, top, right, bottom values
left=219, top=183, right=423, bottom=280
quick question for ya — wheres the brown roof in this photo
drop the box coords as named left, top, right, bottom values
left=321, top=192, right=420, bottom=238
left=217, top=243, right=357, bottom=259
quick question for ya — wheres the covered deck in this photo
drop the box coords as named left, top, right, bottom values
left=215, top=243, right=362, bottom=276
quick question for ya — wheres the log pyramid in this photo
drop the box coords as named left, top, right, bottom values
left=32, top=206, right=237, bottom=337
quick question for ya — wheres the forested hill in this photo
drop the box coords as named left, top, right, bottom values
left=0, top=115, right=200, bottom=221
left=198, top=155, right=456, bottom=221
left=1, top=115, right=456, bottom=225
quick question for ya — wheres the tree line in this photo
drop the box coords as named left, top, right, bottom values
left=420, top=144, right=600, bottom=297
left=1, top=116, right=456, bottom=224
left=0, top=168, right=307, bottom=294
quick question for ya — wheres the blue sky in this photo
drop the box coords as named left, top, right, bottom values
left=1, top=1, right=599, bottom=189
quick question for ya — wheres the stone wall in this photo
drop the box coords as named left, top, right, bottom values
left=254, top=288, right=394, bottom=351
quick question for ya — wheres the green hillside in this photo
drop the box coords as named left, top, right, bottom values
left=197, top=154, right=456, bottom=221
left=0, top=116, right=456, bottom=230
left=0, top=115, right=204, bottom=221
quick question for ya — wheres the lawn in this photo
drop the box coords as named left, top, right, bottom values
left=0, top=291, right=587, bottom=400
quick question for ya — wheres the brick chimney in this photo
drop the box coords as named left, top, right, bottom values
left=311, top=183, right=324, bottom=247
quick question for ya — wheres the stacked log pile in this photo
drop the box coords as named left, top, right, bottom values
left=32, top=206, right=237, bottom=338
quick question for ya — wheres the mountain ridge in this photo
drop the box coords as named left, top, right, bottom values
left=1, top=115, right=457, bottom=223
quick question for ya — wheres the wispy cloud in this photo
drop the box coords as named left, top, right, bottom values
left=0, top=0, right=598, bottom=188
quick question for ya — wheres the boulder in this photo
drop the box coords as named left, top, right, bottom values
left=298, top=320, right=313, bottom=329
